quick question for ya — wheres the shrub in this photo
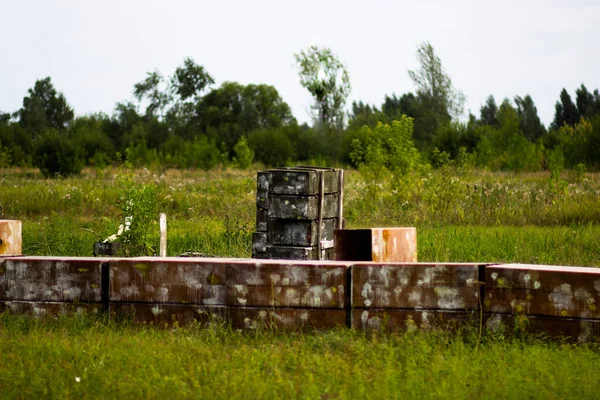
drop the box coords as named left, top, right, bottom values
left=33, top=129, right=84, bottom=177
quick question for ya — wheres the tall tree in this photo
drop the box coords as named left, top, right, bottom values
left=294, top=45, right=351, bottom=131
left=479, top=95, right=499, bottom=127
left=408, top=41, right=465, bottom=143
left=576, top=84, right=595, bottom=119
left=18, top=77, right=74, bottom=134
left=551, top=88, right=579, bottom=129
left=382, top=93, right=419, bottom=121
left=514, top=95, right=545, bottom=141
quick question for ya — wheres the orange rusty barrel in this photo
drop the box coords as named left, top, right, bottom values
left=334, top=227, right=417, bottom=262
left=0, top=220, right=22, bottom=256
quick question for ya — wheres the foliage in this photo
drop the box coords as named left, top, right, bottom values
left=33, top=130, right=84, bottom=178
left=18, top=77, right=74, bottom=135
left=117, top=177, right=160, bottom=256
left=350, top=118, right=421, bottom=206
left=408, top=41, right=465, bottom=143
left=232, top=136, right=254, bottom=169
left=294, top=44, right=351, bottom=131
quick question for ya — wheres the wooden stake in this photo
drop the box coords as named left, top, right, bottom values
left=159, top=213, right=167, bottom=257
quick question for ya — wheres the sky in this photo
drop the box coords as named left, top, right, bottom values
left=1, top=0, right=599, bottom=127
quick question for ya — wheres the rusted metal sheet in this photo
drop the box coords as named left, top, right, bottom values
left=486, top=313, right=600, bottom=342
left=351, top=263, right=481, bottom=310
left=0, top=258, right=103, bottom=302
left=268, top=218, right=336, bottom=247
left=485, top=264, right=600, bottom=319
left=0, top=220, right=22, bottom=256
left=268, top=168, right=340, bottom=195
left=0, top=301, right=102, bottom=317
left=335, top=228, right=417, bottom=262
left=109, top=259, right=226, bottom=305
left=268, top=194, right=339, bottom=220
left=229, top=307, right=346, bottom=330
left=267, top=245, right=334, bottom=261
left=226, top=261, right=348, bottom=308
left=110, top=303, right=226, bottom=326
left=353, top=309, right=470, bottom=331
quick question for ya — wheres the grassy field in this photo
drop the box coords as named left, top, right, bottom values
left=1, top=166, right=600, bottom=398
left=1, top=315, right=600, bottom=399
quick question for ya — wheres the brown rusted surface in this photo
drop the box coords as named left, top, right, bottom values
left=371, top=228, right=417, bottom=262
left=352, top=263, right=481, bottom=310
left=486, top=313, right=600, bottom=342
left=0, top=258, right=103, bottom=302
left=110, top=303, right=226, bottom=326
left=226, top=262, right=348, bottom=308
left=268, top=218, right=336, bottom=247
left=485, top=264, right=600, bottom=319
left=268, top=168, right=340, bottom=195
left=0, top=220, right=22, bottom=256
left=353, top=309, right=470, bottom=331
left=0, top=301, right=102, bottom=317
left=229, top=307, right=346, bottom=330
left=110, top=259, right=226, bottom=305
left=334, top=228, right=417, bottom=262
left=268, top=194, right=339, bottom=220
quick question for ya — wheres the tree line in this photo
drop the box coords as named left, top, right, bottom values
left=1, top=42, right=599, bottom=177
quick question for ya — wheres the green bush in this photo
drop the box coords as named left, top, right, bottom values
left=33, top=129, right=84, bottom=177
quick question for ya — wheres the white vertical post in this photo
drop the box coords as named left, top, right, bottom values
left=159, top=213, right=167, bottom=257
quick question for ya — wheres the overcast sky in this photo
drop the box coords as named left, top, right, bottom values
left=1, top=0, right=599, bottom=127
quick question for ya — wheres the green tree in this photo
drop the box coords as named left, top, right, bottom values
left=408, top=41, right=465, bottom=144
left=551, top=88, right=579, bottom=129
left=514, top=95, right=545, bottom=141
left=294, top=45, right=351, bottom=131
left=18, top=77, right=74, bottom=135
left=479, top=95, right=499, bottom=127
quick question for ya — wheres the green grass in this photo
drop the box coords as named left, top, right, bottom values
left=1, top=314, right=599, bottom=399
left=2, top=166, right=600, bottom=398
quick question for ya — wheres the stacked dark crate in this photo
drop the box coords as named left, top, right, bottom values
left=252, top=167, right=343, bottom=260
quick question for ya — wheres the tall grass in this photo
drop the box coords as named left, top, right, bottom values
left=1, top=314, right=599, bottom=399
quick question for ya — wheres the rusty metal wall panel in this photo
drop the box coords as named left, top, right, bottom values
left=229, top=307, right=346, bottom=330
left=268, top=194, right=339, bottom=220
left=110, top=303, right=226, bottom=326
left=0, top=258, right=102, bottom=302
left=0, top=220, right=22, bottom=256
left=485, top=264, right=600, bottom=319
left=353, top=309, right=470, bottom=331
left=109, top=260, right=226, bottom=305
left=0, top=301, right=102, bottom=317
left=268, top=218, right=336, bottom=247
left=486, top=313, right=600, bottom=342
left=351, top=263, right=480, bottom=310
left=269, top=169, right=339, bottom=195
left=334, top=228, right=417, bottom=262
left=226, top=262, right=347, bottom=308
